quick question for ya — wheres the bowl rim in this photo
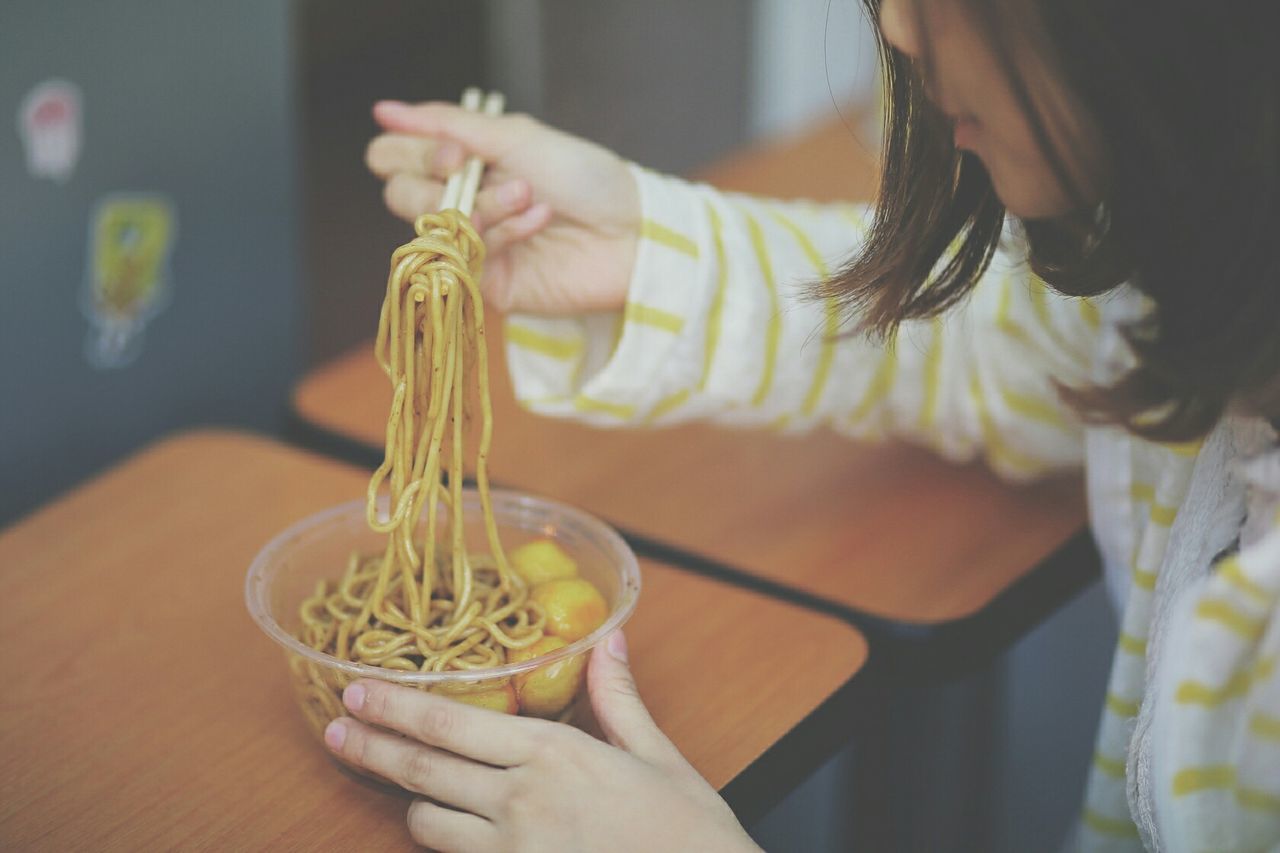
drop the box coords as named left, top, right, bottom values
left=245, top=488, right=641, bottom=685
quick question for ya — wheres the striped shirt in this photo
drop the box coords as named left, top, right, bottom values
left=504, top=166, right=1280, bottom=851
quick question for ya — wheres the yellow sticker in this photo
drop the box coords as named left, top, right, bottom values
left=82, top=194, right=177, bottom=368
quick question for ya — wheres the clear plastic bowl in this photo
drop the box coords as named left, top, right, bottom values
left=246, top=488, right=641, bottom=759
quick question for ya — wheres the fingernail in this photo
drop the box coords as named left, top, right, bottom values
left=606, top=630, right=628, bottom=662
left=324, top=720, right=347, bottom=751
left=376, top=100, right=408, bottom=113
left=344, top=682, right=367, bottom=712
left=498, top=180, right=526, bottom=206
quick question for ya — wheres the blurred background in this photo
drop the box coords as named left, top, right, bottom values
left=0, top=1, right=1115, bottom=850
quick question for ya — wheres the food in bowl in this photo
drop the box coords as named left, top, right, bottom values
left=247, top=491, right=640, bottom=752
left=294, top=536, right=605, bottom=722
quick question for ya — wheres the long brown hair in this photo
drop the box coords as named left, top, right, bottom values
left=824, top=0, right=1280, bottom=441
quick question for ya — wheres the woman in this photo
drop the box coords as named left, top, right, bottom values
left=325, top=0, right=1280, bottom=849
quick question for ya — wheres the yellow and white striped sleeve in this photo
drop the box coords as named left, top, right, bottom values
left=1150, top=518, right=1280, bottom=852
left=505, top=166, right=1098, bottom=479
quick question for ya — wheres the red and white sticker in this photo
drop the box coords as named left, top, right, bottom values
left=18, top=79, right=82, bottom=183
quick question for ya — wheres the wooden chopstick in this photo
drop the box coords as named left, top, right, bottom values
left=440, top=88, right=504, bottom=217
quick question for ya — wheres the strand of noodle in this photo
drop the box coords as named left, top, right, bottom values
left=455, top=249, right=515, bottom=590
left=429, top=630, right=488, bottom=671
left=335, top=619, right=352, bottom=661
left=386, top=254, right=408, bottom=505
left=404, top=275, right=437, bottom=487
left=419, top=278, right=453, bottom=607
left=411, top=239, right=458, bottom=545
left=350, top=537, right=396, bottom=638
left=447, top=646, right=504, bottom=671
left=480, top=619, right=547, bottom=650
left=449, top=300, right=472, bottom=623
left=353, top=629, right=418, bottom=662
left=364, top=380, right=406, bottom=532
left=394, top=268, right=425, bottom=604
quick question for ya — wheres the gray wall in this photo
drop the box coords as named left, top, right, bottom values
left=298, top=0, right=487, bottom=363
left=511, top=0, right=751, bottom=175
left=1, top=0, right=299, bottom=523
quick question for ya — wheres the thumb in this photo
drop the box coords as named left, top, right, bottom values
left=374, top=100, right=521, bottom=162
left=588, top=631, right=686, bottom=770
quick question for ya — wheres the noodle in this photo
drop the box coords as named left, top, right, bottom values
left=291, top=209, right=547, bottom=726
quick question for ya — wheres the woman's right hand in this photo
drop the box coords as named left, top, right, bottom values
left=367, top=101, right=640, bottom=316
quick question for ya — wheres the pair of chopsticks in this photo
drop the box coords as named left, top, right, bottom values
left=439, top=88, right=504, bottom=217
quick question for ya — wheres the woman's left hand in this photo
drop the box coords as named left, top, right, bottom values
left=323, top=631, right=760, bottom=852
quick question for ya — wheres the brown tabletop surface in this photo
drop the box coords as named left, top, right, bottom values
left=0, top=430, right=865, bottom=851
left=694, top=107, right=881, bottom=200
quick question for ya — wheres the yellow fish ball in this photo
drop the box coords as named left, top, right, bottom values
left=443, top=683, right=519, bottom=715
left=510, top=538, right=579, bottom=586
left=510, top=637, right=588, bottom=719
left=531, top=578, right=609, bottom=642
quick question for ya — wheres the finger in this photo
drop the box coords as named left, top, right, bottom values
left=343, top=680, right=532, bottom=767
left=482, top=202, right=553, bottom=257
left=477, top=253, right=516, bottom=313
left=587, top=631, right=687, bottom=770
left=324, top=717, right=505, bottom=816
left=366, top=133, right=465, bottom=181
left=383, top=173, right=444, bottom=222
left=383, top=174, right=533, bottom=228
left=468, top=179, right=532, bottom=232
left=374, top=100, right=526, bottom=162
left=407, top=799, right=498, bottom=853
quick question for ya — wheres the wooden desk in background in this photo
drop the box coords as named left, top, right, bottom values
left=0, top=432, right=865, bottom=851
left=293, top=113, right=1089, bottom=629
left=695, top=108, right=880, bottom=200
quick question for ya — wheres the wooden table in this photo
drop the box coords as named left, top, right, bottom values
left=0, top=431, right=865, bottom=851
left=694, top=108, right=880, bottom=200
